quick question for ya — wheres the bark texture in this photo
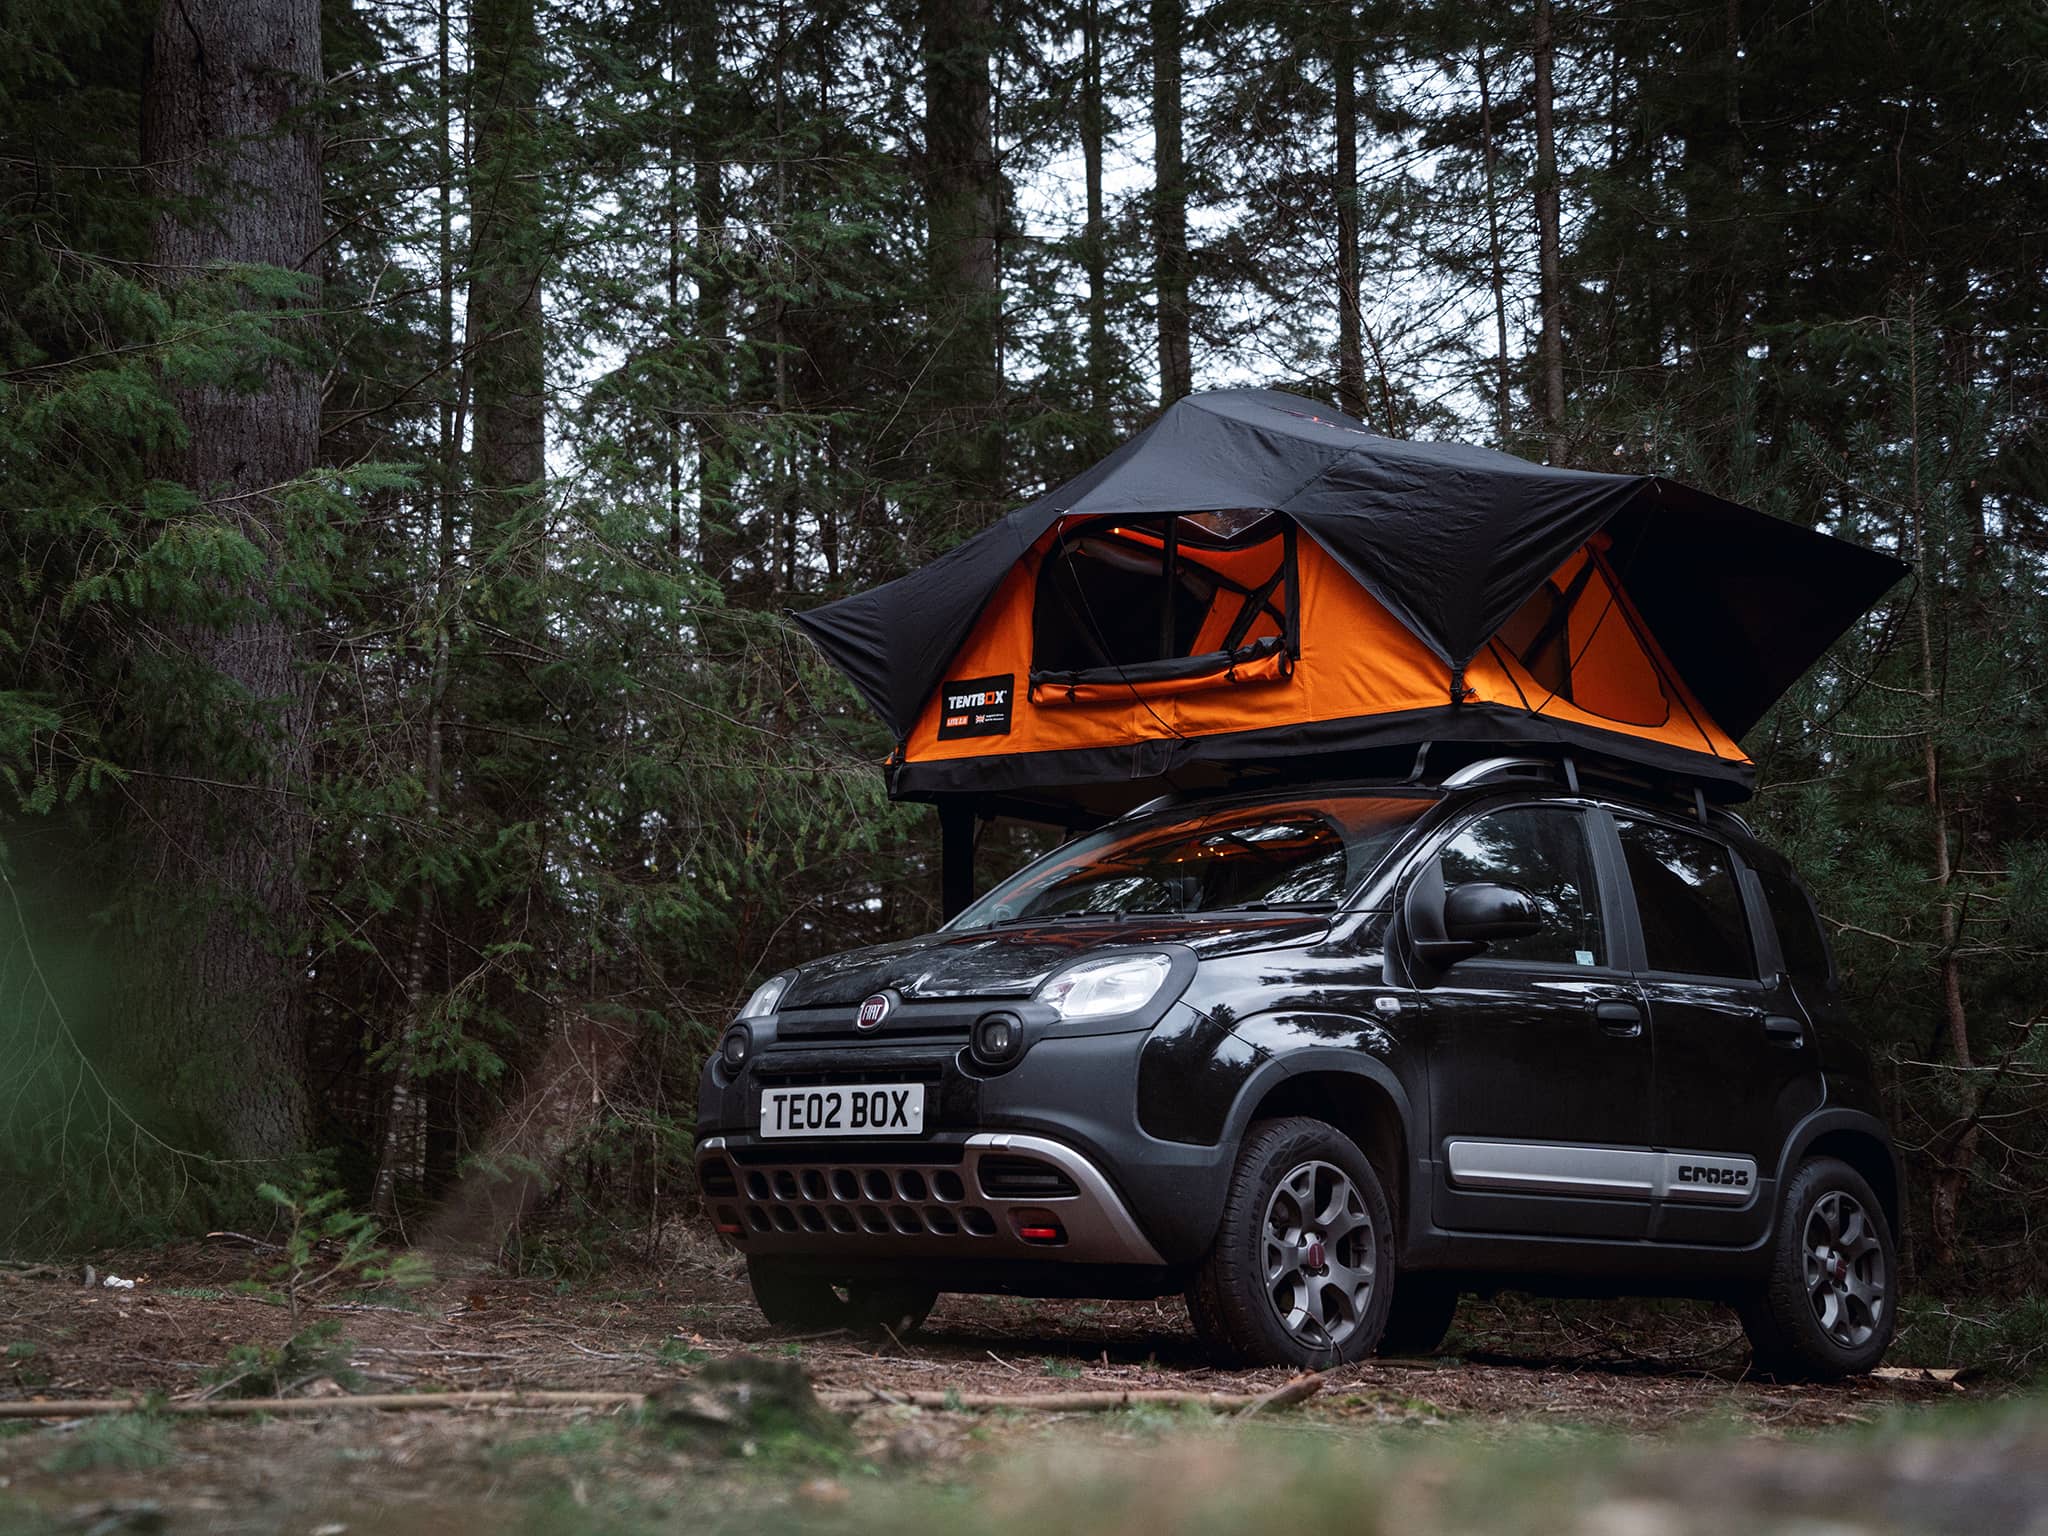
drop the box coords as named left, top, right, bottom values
left=1150, top=0, right=1192, bottom=404
left=1333, top=5, right=1365, bottom=422
left=136, top=0, right=322, bottom=1161
left=921, top=0, right=1002, bottom=515
left=467, top=0, right=547, bottom=526
left=1478, top=40, right=1513, bottom=447
left=1080, top=0, right=1112, bottom=444
left=1533, top=0, right=1566, bottom=461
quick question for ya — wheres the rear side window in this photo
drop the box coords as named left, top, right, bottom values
left=1757, top=863, right=1833, bottom=984
left=1615, top=819, right=1755, bottom=979
left=1437, top=807, right=1606, bottom=967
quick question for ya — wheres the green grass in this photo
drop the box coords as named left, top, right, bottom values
left=655, top=1337, right=710, bottom=1366
left=39, top=1414, right=175, bottom=1474
left=464, top=1391, right=2048, bottom=1536
left=1040, top=1358, right=1083, bottom=1379
left=487, top=1419, right=622, bottom=1465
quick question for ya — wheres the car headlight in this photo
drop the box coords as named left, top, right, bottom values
left=1036, top=953, right=1173, bottom=1022
left=737, top=972, right=792, bottom=1020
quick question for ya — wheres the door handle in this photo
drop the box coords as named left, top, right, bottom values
left=1763, top=1014, right=1806, bottom=1048
left=1594, top=1000, right=1643, bottom=1037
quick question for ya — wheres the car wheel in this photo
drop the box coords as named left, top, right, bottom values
left=747, top=1259, right=937, bottom=1338
left=1739, top=1156, right=1896, bottom=1381
left=1377, top=1274, right=1459, bottom=1357
left=1187, top=1116, right=1395, bottom=1368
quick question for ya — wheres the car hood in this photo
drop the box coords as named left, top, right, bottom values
left=776, top=913, right=1330, bottom=1009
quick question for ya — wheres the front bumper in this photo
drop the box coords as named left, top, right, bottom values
left=695, top=1007, right=1236, bottom=1266
left=696, top=1130, right=1166, bottom=1265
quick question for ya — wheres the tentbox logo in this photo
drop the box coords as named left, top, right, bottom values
left=935, top=673, right=1015, bottom=740
left=856, top=993, right=893, bottom=1031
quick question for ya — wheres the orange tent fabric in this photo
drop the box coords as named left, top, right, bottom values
left=900, top=515, right=1745, bottom=783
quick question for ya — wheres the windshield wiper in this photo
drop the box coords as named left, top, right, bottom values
left=984, top=910, right=1137, bottom=926
left=1233, top=899, right=1341, bottom=912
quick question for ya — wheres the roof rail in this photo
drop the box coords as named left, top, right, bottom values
left=1438, top=756, right=1558, bottom=789
left=1436, top=753, right=1758, bottom=838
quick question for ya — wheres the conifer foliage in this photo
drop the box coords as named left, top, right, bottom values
left=0, top=0, right=2042, bottom=1289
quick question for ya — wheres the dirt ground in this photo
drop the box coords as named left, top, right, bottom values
left=0, top=1232, right=2010, bottom=1534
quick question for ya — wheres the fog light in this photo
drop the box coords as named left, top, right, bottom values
left=1011, top=1207, right=1066, bottom=1245
left=971, top=1010, right=1024, bottom=1068
left=719, top=1023, right=752, bottom=1072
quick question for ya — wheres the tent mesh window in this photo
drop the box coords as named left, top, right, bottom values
left=1029, top=514, right=1298, bottom=698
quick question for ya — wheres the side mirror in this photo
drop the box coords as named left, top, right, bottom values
left=1400, top=863, right=1541, bottom=979
left=1443, top=882, right=1543, bottom=944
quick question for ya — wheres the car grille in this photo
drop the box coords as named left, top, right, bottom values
left=696, top=1134, right=1167, bottom=1267
left=715, top=1156, right=999, bottom=1240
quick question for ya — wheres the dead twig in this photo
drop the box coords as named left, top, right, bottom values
left=0, top=1390, right=642, bottom=1420
left=811, top=1383, right=1323, bottom=1414
left=1237, top=1372, right=1326, bottom=1416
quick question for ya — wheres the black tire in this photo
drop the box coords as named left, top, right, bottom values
left=1377, top=1274, right=1459, bottom=1357
left=1187, top=1116, right=1396, bottom=1369
left=747, top=1259, right=937, bottom=1338
left=1739, top=1156, right=1897, bottom=1381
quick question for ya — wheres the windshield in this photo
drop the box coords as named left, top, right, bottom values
left=949, top=792, right=1436, bottom=929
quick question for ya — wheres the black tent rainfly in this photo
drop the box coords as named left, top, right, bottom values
left=796, top=388, right=1905, bottom=885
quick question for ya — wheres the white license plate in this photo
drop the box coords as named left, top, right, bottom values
left=759, top=1083, right=926, bottom=1139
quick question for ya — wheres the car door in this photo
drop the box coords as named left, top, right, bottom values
left=1420, top=802, right=1655, bottom=1240
left=1605, top=813, right=1824, bottom=1245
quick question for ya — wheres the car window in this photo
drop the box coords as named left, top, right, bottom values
left=1615, top=818, right=1756, bottom=980
left=1757, top=862, right=1833, bottom=984
left=949, top=794, right=1436, bottom=928
left=1436, top=807, right=1606, bottom=967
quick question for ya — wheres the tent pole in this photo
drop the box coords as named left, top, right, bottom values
left=939, top=801, right=976, bottom=920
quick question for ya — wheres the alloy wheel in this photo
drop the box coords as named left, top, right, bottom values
left=1804, top=1189, right=1885, bottom=1349
left=1261, top=1159, right=1377, bottom=1351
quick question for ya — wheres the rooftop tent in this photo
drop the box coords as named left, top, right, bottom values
left=796, top=389, right=1905, bottom=816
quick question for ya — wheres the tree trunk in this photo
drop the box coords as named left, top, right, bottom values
left=691, top=0, right=739, bottom=587
left=135, top=0, right=321, bottom=1162
left=1150, top=0, right=1192, bottom=405
left=1333, top=4, right=1365, bottom=421
left=370, top=0, right=460, bottom=1218
left=1080, top=0, right=1112, bottom=444
left=467, top=0, right=547, bottom=529
left=1905, top=314, right=1976, bottom=1267
left=922, top=0, right=1003, bottom=517
left=1533, top=0, right=1566, bottom=462
left=1478, top=38, right=1513, bottom=447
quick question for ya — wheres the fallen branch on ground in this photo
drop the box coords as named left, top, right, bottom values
left=0, top=1374, right=1328, bottom=1422
left=0, top=1390, right=642, bottom=1420
left=816, top=1372, right=1325, bottom=1415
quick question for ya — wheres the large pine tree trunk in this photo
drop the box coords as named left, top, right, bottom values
left=1477, top=39, right=1513, bottom=447
left=1532, top=0, right=1565, bottom=461
left=1332, top=5, right=1366, bottom=422
left=468, top=0, right=547, bottom=526
left=1080, top=0, right=1112, bottom=446
left=136, top=0, right=321, bottom=1162
left=690, top=0, right=740, bottom=587
left=922, top=0, right=1002, bottom=518
left=1150, top=0, right=1192, bottom=404
left=379, top=0, right=548, bottom=1214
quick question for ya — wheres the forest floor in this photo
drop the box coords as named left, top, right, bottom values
left=0, top=1230, right=2037, bottom=1534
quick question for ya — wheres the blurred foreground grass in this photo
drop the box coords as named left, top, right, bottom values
left=3, top=1381, right=2044, bottom=1534
left=786, top=1396, right=2046, bottom=1536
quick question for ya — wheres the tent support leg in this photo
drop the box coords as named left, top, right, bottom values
left=940, top=801, right=976, bottom=920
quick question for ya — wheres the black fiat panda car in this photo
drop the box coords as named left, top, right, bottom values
left=695, top=757, right=1897, bottom=1379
